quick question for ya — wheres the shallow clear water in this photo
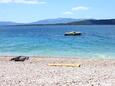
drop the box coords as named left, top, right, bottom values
left=0, top=25, right=115, bottom=58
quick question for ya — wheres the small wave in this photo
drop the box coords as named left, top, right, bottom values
left=91, top=33, right=109, bottom=40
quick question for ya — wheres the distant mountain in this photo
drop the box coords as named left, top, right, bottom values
left=0, top=21, right=22, bottom=26
left=1, top=19, right=115, bottom=26
left=31, top=18, right=80, bottom=24
left=30, top=19, right=115, bottom=25
left=66, top=19, right=115, bottom=25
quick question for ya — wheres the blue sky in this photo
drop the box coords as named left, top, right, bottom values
left=0, top=0, right=115, bottom=23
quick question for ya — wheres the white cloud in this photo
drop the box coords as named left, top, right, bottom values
left=0, top=0, right=47, bottom=4
left=63, top=11, right=73, bottom=15
left=72, top=6, right=89, bottom=11
left=63, top=6, right=89, bottom=15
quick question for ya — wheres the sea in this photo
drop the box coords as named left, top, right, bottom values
left=0, top=25, right=115, bottom=59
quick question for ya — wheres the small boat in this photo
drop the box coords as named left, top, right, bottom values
left=64, top=31, right=81, bottom=36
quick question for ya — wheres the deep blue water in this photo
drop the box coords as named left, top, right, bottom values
left=0, top=25, right=115, bottom=59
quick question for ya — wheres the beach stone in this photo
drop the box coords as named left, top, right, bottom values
left=0, top=57, right=115, bottom=86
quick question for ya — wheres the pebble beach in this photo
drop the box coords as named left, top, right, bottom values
left=0, top=56, right=115, bottom=86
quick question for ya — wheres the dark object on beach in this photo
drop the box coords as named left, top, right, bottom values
left=64, top=31, right=81, bottom=36
left=10, top=56, right=29, bottom=62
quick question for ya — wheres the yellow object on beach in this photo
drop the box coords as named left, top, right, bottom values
left=48, top=63, right=80, bottom=67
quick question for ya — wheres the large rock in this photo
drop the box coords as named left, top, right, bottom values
left=10, top=56, right=29, bottom=62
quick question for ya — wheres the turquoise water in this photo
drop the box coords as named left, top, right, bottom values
left=0, top=25, right=115, bottom=59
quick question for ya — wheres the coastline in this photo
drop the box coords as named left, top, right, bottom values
left=0, top=56, right=115, bottom=86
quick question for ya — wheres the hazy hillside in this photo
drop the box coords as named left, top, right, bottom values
left=66, top=19, right=115, bottom=25
left=1, top=19, right=115, bottom=26
left=0, top=21, right=21, bottom=25
left=31, top=18, right=80, bottom=24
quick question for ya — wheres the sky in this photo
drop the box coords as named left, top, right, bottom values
left=0, top=0, right=115, bottom=23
